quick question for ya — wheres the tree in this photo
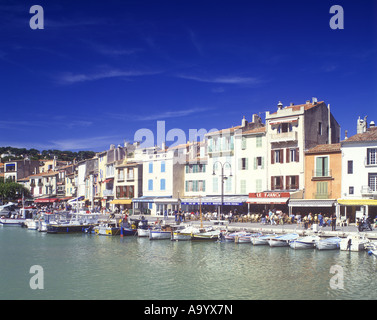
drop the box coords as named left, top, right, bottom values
left=0, top=179, right=30, bottom=202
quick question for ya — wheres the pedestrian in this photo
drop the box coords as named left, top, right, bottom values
left=331, top=214, right=336, bottom=231
left=318, top=213, right=323, bottom=226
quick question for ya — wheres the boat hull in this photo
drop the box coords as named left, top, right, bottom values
left=137, top=228, right=150, bottom=237
left=289, top=241, right=316, bottom=249
left=0, top=218, right=26, bottom=226
left=47, top=224, right=89, bottom=233
left=171, top=232, right=192, bottom=241
left=191, top=230, right=220, bottom=241
left=121, top=228, right=137, bottom=236
left=95, top=226, right=121, bottom=236
left=315, top=237, right=341, bottom=250
left=149, top=230, right=172, bottom=240
left=340, top=237, right=369, bottom=252
left=252, top=235, right=274, bottom=245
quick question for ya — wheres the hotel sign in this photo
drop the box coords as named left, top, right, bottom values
left=249, top=192, right=290, bottom=198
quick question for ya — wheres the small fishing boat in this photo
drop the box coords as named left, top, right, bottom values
left=223, top=231, right=247, bottom=242
left=252, top=234, right=276, bottom=245
left=315, top=237, right=341, bottom=250
left=95, top=220, right=121, bottom=236
left=340, top=235, right=370, bottom=252
left=149, top=224, right=183, bottom=240
left=136, top=219, right=151, bottom=237
left=47, top=213, right=100, bottom=234
left=268, top=233, right=299, bottom=247
left=289, top=235, right=320, bottom=249
left=235, top=233, right=262, bottom=243
left=191, top=228, right=221, bottom=241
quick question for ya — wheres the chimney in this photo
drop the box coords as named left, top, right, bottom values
left=277, top=101, right=283, bottom=110
left=345, top=130, right=348, bottom=140
left=306, top=100, right=310, bottom=104
left=370, top=121, right=375, bottom=128
left=312, top=97, right=318, bottom=104
left=357, top=116, right=368, bottom=134
left=241, top=116, right=247, bottom=127
left=252, top=114, right=259, bottom=123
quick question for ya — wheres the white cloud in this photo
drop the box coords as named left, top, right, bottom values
left=177, top=74, right=262, bottom=85
left=57, top=69, right=162, bottom=84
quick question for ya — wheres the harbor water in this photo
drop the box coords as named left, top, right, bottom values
left=1, top=226, right=377, bottom=300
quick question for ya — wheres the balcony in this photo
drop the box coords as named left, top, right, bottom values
left=103, top=189, right=114, bottom=197
left=311, top=169, right=333, bottom=181
left=361, top=186, right=377, bottom=196
left=313, top=192, right=332, bottom=199
left=270, top=131, right=297, bottom=143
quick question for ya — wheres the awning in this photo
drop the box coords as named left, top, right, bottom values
left=338, top=199, right=377, bottom=206
left=181, top=196, right=249, bottom=206
left=132, top=196, right=169, bottom=203
left=103, top=178, right=113, bottom=183
left=154, top=198, right=179, bottom=204
left=269, top=117, right=299, bottom=125
left=68, top=196, right=84, bottom=203
left=110, top=199, right=132, bottom=205
left=247, top=197, right=289, bottom=205
left=288, top=199, right=336, bottom=207
left=34, top=198, right=59, bottom=203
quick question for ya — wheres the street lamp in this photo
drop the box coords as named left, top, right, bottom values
left=212, top=161, right=232, bottom=221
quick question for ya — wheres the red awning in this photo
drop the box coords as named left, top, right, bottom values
left=34, top=198, right=59, bottom=203
left=103, top=178, right=113, bottom=183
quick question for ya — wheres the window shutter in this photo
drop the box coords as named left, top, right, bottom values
left=286, top=176, right=290, bottom=189
left=280, top=149, right=284, bottom=163
left=261, top=157, right=265, bottom=169
left=296, top=148, right=299, bottom=162
left=286, top=149, right=290, bottom=163
left=254, top=157, right=257, bottom=170
left=271, top=176, right=275, bottom=190
left=295, top=175, right=299, bottom=189
left=271, top=150, right=275, bottom=164
left=280, top=176, right=284, bottom=189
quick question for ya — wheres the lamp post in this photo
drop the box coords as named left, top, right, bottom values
left=212, top=161, right=232, bottom=221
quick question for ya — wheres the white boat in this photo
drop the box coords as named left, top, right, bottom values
left=268, top=233, right=299, bottom=247
left=289, top=235, right=320, bottom=249
left=340, top=235, right=370, bottom=252
left=315, top=237, right=341, bottom=250
left=149, top=228, right=172, bottom=240
left=149, top=224, right=183, bottom=240
left=235, top=233, right=262, bottom=243
left=252, top=234, right=276, bottom=245
left=191, top=228, right=221, bottom=241
left=136, top=219, right=151, bottom=237
left=25, top=219, right=40, bottom=230
left=224, top=231, right=247, bottom=242
left=172, top=225, right=199, bottom=241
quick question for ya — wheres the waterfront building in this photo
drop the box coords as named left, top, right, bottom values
left=112, top=158, right=143, bottom=213
left=27, top=170, right=59, bottom=204
left=288, top=143, right=341, bottom=216
left=84, top=157, right=99, bottom=209
left=261, top=98, right=341, bottom=211
left=135, top=143, right=185, bottom=216
left=196, top=114, right=265, bottom=215
left=339, top=116, right=377, bottom=222
left=3, top=159, right=40, bottom=182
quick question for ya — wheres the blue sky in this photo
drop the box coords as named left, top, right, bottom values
left=1, top=0, right=376, bottom=151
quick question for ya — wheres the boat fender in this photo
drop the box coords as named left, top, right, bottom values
left=368, top=250, right=373, bottom=256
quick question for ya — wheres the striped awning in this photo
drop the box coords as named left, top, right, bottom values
left=288, top=199, right=336, bottom=207
left=247, top=197, right=289, bottom=205
left=110, top=199, right=132, bottom=205
left=337, top=199, right=377, bottom=206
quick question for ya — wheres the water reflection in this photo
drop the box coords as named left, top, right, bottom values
left=1, top=227, right=377, bottom=300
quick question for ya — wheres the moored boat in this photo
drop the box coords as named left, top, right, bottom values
left=191, top=228, right=221, bottom=241
left=95, top=221, right=121, bottom=236
left=289, top=235, right=320, bottom=249
left=268, top=233, right=299, bottom=247
left=315, top=237, right=341, bottom=250
left=252, top=234, right=276, bottom=245
left=235, top=233, right=262, bottom=243
left=340, top=235, right=370, bottom=252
